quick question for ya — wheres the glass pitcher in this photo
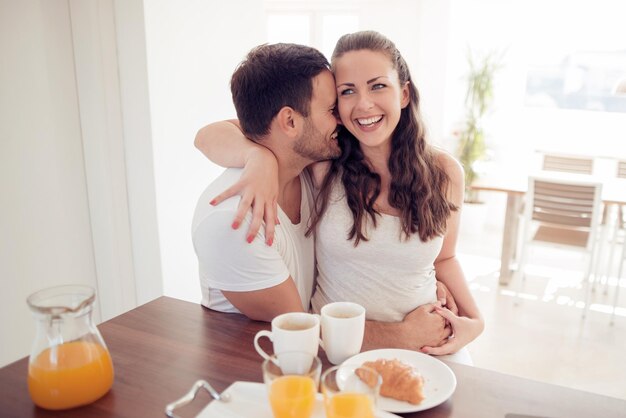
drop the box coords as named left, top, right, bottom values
left=26, top=285, right=114, bottom=410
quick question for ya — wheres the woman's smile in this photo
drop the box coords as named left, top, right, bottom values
left=356, top=115, right=384, bottom=128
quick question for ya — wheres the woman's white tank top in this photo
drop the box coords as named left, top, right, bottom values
left=311, top=179, right=444, bottom=322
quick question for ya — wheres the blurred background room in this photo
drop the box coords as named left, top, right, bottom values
left=2, top=0, right=625, bottom=400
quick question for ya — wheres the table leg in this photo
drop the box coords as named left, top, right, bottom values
left=499, top=193, right=523, bottom=285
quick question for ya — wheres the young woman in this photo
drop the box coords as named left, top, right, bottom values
left=196, top=31, right=483, bottom=358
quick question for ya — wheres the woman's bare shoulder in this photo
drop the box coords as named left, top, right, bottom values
left=433, top=148, right=463, bottom=180
left=432, top=147, right=464, bottom=203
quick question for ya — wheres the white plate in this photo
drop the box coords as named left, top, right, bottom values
left=195, top=381, right=400, bottom=418
left=342, top=349, right=456, bottom=413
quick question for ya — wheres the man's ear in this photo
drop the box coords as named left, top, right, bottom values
left=275, top=106, right=300, bottom=138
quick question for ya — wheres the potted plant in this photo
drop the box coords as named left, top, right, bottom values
left=456, top=50, right=503, bottom=203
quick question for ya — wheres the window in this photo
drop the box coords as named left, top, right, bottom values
left=265, top=1, right=359, bottom=59
left=321, top=15, right=359, bottom=59
left=519, top=0, right=626, bottom=114
left=267, top=14, right=311, bottom=46
left=525, top=50, right=626, bottom=113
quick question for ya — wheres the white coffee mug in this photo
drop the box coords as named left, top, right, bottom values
left=320, top=302, right=365, bottom=365
left=254, top=312, right=321, bottom=370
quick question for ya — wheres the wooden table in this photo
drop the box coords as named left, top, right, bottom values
left=472, top=171, right=626, bottom=285
left=1, top=297, right=625, bottom=417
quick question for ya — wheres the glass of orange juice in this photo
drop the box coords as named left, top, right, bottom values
left=26, top=285, right=114, bottom=410
left=262, top=351, right=321, bottom=418
left=321, top=364, right=382, bottom=418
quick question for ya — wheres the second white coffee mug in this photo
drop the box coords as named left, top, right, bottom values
left=320, top=301, right=365, bottom=365
left=253, top=312, right=320, bottom=362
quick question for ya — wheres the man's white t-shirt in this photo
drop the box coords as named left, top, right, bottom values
left=192, top=168, right=315, bottom=313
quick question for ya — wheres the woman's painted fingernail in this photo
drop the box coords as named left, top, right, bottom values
left=267, top=238, right=273, bottom=246
left=246, top=235, right=254, bottom=243
left=231, top=221, right=239, bottom=229
left=210, top=199, right=217, bottom=206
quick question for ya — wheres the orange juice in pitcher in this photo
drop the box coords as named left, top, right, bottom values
left=27, top=285, right=114, bottom=410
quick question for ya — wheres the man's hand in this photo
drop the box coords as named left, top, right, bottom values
left=209, top=147, right=279, bottom=246
left=401, top=302, right=452, bottom=349
left=362, top=303, right=453, bottom=352
left=435, top=281, right=459, bottom=315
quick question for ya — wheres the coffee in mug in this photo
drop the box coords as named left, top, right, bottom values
left=254, top=312, right=321, bottom=372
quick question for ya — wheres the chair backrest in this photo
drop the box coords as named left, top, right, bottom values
left=617, top=160, right=626, bottom=178
left=529, top=179, right=601, bottom=229
left=542, top=154, right=594, bottom=175
left=524, top=177, right=603, bottom=250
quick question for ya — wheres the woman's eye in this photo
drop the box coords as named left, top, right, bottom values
left=340, top=88, right=354, bottom=96
left=372, top=83, right=386, bottom=90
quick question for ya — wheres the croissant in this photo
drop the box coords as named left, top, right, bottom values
left=357, top=358, right=425, bottom=405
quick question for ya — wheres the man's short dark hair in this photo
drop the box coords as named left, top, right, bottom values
left=230, top=43, right=330, bottom=140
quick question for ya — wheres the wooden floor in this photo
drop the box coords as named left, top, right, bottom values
left=459, top=211, right=626, bottom=400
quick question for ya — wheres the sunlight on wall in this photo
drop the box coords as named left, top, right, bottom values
left=321, top=15, right=359, bottom=59
left=266, top=8, right=359, bottom=59
left=143, top=0, right=266, bottom=303
left=267, top=15, right=311, bottom=45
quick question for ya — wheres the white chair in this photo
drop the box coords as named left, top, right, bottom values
left=617, top=160, right=626, bottom=178
left=540, top=154, right=613, bottom=290
left=513, top=153, right=596, bottom=264
left=515, top=176, right=603, bottom=318
left=542, top=153, right=594, bottom=175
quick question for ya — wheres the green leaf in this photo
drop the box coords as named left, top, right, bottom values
left=456, top=47, right=504, bottom=199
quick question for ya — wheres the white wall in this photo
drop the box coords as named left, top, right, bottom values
left=0, top=0, right=99, bottom=365
left=143, top=0, right=266, bottom=302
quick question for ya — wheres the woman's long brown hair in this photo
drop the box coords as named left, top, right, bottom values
left=307, top=31, right=457, bottom=245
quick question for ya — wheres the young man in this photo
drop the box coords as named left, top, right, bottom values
left=192, top=44, right=340, bottom=322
